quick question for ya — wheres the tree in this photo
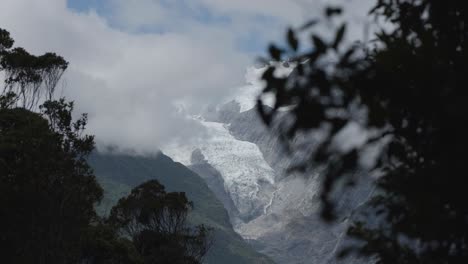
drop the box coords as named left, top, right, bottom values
left=0, top=28, right=68, bottom=110
left=258, top=0, right=468, bottom=263
left=109, top=180, right=212, bottom=264
left=0, top=98, right=103, bottom=263
left=1, top=27, right=213, bottom=263
left=0, top=28, right=108, bottom=263
left=80, top=222, right=143, bottom=264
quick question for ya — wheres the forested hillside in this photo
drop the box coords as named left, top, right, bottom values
left=89, top=152, right=274, bottom=264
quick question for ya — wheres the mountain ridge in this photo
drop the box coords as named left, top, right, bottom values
left=88, top=151, right=274, bottom=264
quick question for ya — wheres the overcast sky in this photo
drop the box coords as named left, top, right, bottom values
left=0, top=0, right=374, bottom=153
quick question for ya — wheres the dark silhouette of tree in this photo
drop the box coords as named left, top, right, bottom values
left=0, top=28, right=106, bottom=263
left=109, top=180, right=212, bottom=264
left=1, top=27, right=212, bottom=264
left=0, top=28, right=68, bottom=110
left=80, top=223, right=143, bottom=264
left=258, top=0, right=468, bottom=263
left=0, top=97, right=103, bottom=263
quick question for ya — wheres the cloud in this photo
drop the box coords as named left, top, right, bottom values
left=0, top=0, right=375, bottom=154
left=0, top=0, right=250, bottom=153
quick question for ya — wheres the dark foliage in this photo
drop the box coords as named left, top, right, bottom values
left=80, top=223, right=143, bottom=264
left=0, top=27, right=212, bottom=264
left=0, top=28, right=106, bottom=264
left=109, top=180, right=212, bottom=264
left=258, top=0, right=468, bottom=263
left=0, top=28, right=68, bottom=110
left=0, top=98, right=103, bottom=263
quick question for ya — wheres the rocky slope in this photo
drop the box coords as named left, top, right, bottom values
left=162, top=67, right=375, bottom=263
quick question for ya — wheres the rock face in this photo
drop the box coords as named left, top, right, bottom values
left=162, top=67, right=375, bottom=264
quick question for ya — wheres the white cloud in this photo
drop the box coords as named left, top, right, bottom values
left=0, top=0, right=250, bottom=153
left=197, top=0, right=310, bottom=23
left=0, top=0, right=376, bottom=154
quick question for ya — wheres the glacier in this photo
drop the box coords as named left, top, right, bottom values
left=163, top=116, right=276, bottom=223
left=162, top=66, right=374, bottom=264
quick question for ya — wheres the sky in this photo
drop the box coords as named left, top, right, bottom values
left=0, top=0, right=374, bottom=154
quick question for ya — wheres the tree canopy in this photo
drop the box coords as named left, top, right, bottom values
left=1, top=28, right=68, bottom=110
left=109, top=180, right=212, bottom=264
left=0, top=84, right=103, bottom=264
left=0, top=35, right=101, bottom=261
left=258, top=0, right=468, bottom=263
left=0, top=27, right=212, bottom=264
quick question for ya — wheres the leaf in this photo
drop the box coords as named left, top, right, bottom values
left=339, top=47, right=355, bottom=67
left=330, top=118, right=347, bottom=134
left=257, top=99, right=272, bottom=126
left=342, top=149, right=358, bottom=171
left=333, top=23, right=346, bottom=50
left=287, top=28, right=299, bottom=51
left=299, top=19, right=319, bottom=31
left=261, top=67, right=275, bottom=82
left=312, top=35, right=327, bottom=53
left=325, top=6, right=342, bottom=17
left=268, top=44, right=283, bottom=60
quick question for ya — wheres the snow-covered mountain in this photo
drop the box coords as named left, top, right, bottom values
left=164, top=117, right=276, bottom=223
left=162, top=67, right=374, bottom=264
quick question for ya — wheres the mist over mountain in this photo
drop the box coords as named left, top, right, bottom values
left=161, top=67, right=375, bottom=263
left=3, top=0, right=467, bottom=262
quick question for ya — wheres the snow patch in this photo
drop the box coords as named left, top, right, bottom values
left=162, top=117, right=275, bottom=220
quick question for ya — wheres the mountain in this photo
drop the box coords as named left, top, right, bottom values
left=162, top=67, right=375, bottom=264
left=88, top=151, right=274, bottom=264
